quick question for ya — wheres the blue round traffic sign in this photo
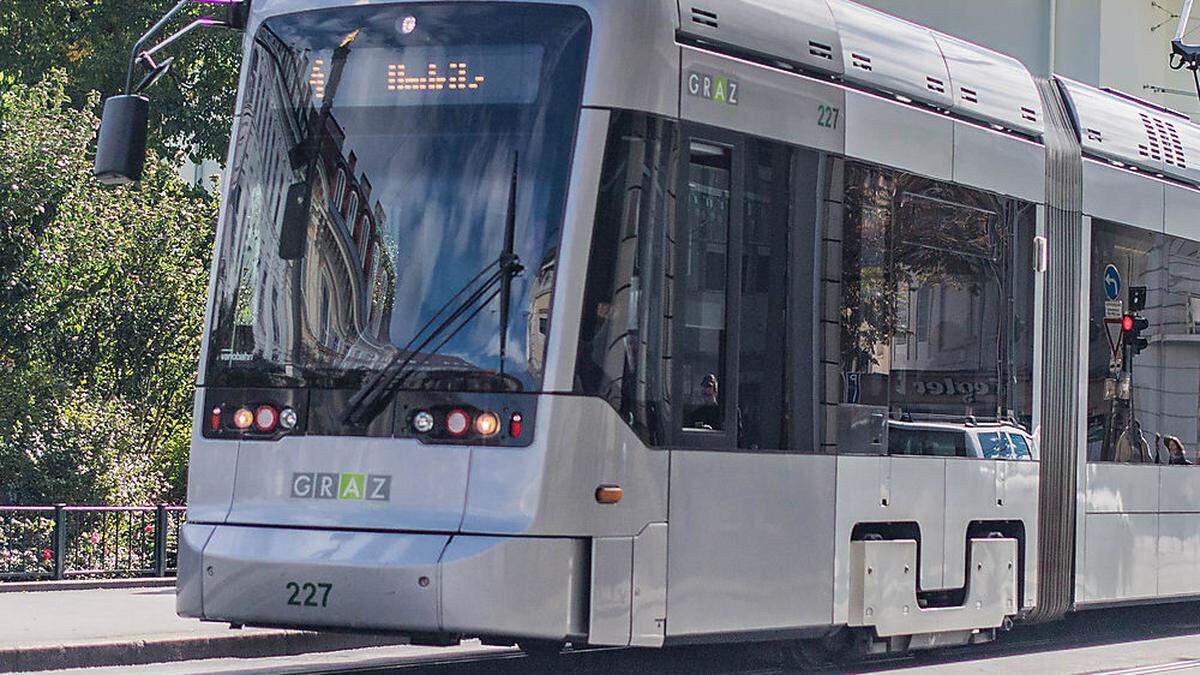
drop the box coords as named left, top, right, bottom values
left=1103, top=264, right=1121, bottom=301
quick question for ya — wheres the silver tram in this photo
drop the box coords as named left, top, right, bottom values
left=94, top=0, right=1200, bottom=659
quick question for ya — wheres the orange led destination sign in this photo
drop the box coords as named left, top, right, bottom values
left=387, top=62, right=485, bottom=92
left=307, top=45, right=543, bottom=107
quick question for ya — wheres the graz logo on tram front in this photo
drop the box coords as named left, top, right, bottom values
left=291, top=472, right=392, bottom=501
left=687, top=70, right=739, bottom=106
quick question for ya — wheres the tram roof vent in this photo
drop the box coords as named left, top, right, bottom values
left=1057, top=76, right=1200, bottom=185
left=690, top=6, right=718, bottom=29
left=930, top=32, right=1044, bottom=137
left=826, top=0, right=954, bottom=110
left=676, top=0, right=844, bottom=77
left=809, top=40, right=834, bottom=62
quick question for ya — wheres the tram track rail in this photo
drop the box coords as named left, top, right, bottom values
left=301, top=601, right=1200, bottom=674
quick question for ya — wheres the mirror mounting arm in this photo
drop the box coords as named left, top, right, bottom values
left=125, top=0, right=190, bottom=94
left=124, top=0, right=251, bottom=94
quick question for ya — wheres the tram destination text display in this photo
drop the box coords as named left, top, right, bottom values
left=307, top=44, right=545, bottom=107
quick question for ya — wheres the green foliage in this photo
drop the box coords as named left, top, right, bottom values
left=0, top=73, right=215, bottom=505
left=0, top=0, right=241, bottom=162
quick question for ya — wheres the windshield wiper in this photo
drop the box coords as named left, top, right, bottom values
left=341, top=154, right=524, bottom=428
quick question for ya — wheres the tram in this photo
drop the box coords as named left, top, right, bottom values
left=91, top=0, right=1200, bottom=660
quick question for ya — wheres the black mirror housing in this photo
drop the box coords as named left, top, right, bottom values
left=226, top=0, right=253, bottom=30
left=94, top=95, right=150, bottom=185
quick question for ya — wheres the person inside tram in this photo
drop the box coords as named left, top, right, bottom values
left=1164, top=435, right=1192, bottom=465
left=686, top=373, right=723, bottom=430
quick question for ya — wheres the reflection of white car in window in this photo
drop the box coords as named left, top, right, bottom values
left=887, top=420, right=1037, bottom=460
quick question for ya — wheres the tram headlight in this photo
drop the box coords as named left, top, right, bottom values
left=474, top=411, right=500, bottom=437
left=412, top=410, right=435, bottom=434
left=232, top=407, right=254, bottom=430
left=445, top=409, right=471, bottom=437
left=254, top=405, right=279, bottom=432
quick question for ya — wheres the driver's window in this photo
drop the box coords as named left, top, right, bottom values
left=678, top=141, right=731, bottom=433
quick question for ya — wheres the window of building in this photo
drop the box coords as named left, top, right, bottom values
left=334, top=169, right=346, bottom=212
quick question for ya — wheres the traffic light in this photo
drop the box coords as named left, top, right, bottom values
left=1129, top=285, right=1147, bottom=312
left=1122, top=313, right=1150, bottom=355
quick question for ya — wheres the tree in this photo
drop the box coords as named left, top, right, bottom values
left=0, top=0, right=242, bottom=163
left=0, top=73, right=215, bottom=504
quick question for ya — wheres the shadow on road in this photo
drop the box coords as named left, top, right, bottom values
left=356, top=601, right=1200, bottom=675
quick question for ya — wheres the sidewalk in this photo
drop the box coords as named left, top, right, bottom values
left=0, top=586, right=416, bottom=672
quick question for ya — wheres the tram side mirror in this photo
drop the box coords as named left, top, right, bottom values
left=278, top=181, right=311, bottom=261
left=94, top=95, right=150, bottom=186
left=225, top=0, right=253, bottom=30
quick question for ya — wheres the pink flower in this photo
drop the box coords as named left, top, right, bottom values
left=41, top=548, right=51, bottom=562
left=143, top=524, right=153, bottom=534
left=88, top=532, right=100, bottom=545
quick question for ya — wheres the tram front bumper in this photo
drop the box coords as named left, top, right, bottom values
left=176, top=523, right=588, bottom=640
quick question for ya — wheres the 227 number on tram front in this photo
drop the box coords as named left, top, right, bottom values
left=286, top=581, right=333, bottom=608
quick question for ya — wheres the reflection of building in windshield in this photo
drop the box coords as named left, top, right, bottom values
left=230, top=27, right=397, bottom=371
left=525, top=252, right=555, bottom=378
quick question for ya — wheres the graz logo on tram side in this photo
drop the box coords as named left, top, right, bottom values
left=687, top=70, right=739, bottom=106
left=291, top=472, right=392, bottom=501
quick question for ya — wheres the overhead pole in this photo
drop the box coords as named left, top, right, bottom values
left=1170, top=0, right=1200, bottom=101
left=1176, top=0, right=1197, bottom=44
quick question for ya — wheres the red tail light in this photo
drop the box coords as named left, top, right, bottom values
left=210, top=407, right=222, bottom=431
left=510, top=413, right=524, bottom=438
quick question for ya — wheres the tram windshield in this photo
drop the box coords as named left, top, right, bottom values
left=205, top=3, right=590, bottom=391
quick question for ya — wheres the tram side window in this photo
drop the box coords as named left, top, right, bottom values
left=832, top=164, right=1036, bottom=456
left=574, top=112, right=678, bottom=446
left=679, top=142, right=732, bottom=433
left=1162, top=235, right=1200, bottom=465
left=736, top=140, right=791, bottom=449
left=1086, top=220, right=1200, bottom=465
left=576, top=117, right=819, bottom=452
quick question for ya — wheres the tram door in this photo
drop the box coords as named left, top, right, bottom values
left=665, top=125, right=838, bottom=636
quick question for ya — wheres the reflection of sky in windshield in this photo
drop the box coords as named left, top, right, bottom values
left=206, top=3, right=589, bottom=390
left=332, top=102, right=556, bottom=374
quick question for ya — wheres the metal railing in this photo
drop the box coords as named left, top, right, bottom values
left=0, top=505, right=186, bottom=581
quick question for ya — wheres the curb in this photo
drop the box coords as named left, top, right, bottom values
left=0, top=632, right=407, bottom=673
left=0, top=578, right=176, bottom=593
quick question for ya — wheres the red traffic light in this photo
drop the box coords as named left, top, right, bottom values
left=1122, top=315, right=1135, bottom=331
